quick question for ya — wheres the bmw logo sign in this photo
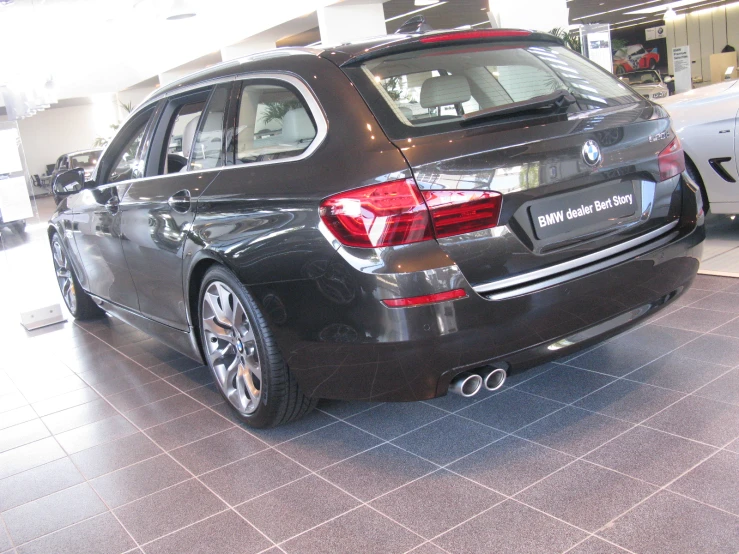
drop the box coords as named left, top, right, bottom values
left=582, top=140, right=602, bottom=167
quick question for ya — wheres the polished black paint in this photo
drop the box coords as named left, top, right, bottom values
left=49, top=37, right=704, bottom=403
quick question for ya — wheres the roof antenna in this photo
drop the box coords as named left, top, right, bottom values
left=395, top=15, right=434, bottom=35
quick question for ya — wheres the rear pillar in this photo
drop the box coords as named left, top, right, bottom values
left=317, top=0, right=388, bottom=45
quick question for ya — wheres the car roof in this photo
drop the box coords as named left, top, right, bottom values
left=145, top=29, right=562, bottom=105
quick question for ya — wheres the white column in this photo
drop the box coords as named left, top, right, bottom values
left=489, top=0, right=569, bottom=32
left=317, top=0, right=387, bottom=45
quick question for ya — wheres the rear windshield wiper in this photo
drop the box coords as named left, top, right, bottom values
left=461, top=89, right=577, bottom=125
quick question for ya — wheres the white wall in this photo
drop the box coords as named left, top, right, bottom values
left=666, top=4, right=739, bottom=81
left=317, top=1, right=386, bottom=44
left=490, top=0, right=569, bottom=32
left=16, top=101, right=117, bottom=176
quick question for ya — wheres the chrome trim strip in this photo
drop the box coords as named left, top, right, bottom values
left=485, top=229, right=678, bottom=301
left=473, top=220, right=680, bottom=295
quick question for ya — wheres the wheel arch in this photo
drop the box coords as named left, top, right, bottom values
left=185, top=251, right=236, bottom=362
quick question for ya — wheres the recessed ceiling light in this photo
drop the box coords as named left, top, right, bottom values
left=625, top=0, right=706, bottom=15
left=167, top=12, right=196, bottom=20
left=166, top=0, right=196, bottom=20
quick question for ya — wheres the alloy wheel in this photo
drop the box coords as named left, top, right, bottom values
left=52, top=238, right=77, bottom=313
left=202, top=281, right=261, bottom=414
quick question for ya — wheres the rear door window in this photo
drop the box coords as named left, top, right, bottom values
left=161, top=100, right=206, bottom=174
left=189, top=85, right=229, bottom=171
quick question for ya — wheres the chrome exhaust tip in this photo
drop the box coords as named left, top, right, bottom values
left=449, top=372, right=483, bottom=397
left=482, top=367, right=507, bottom=391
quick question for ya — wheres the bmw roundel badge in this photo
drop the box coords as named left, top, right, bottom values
left=582, top=140, right=602, bottom=167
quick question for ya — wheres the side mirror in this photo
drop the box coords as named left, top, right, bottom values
left=52, top=168, right=85, bottom=197
left=664, top=76, right=674, bottom=83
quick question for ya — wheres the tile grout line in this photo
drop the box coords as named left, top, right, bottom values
left=386, top=310, right=739, bottom=549
left=0, top=376, right=145, bottom=553
left=0, top=514, right=17, bottom=554
left=58, top=322, right=460, bottom=550
left=9, top=280, right=737, bottom=552
left=88, top=312, right=739, bottom=551
left=54, top=323, right=287, bottom=554
left=582, top=439, right=736, bottom=549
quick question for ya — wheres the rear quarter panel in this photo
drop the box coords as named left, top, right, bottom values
left=183, top=55, right=414, bottom=327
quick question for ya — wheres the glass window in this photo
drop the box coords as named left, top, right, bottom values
left=161, top=101, right=205, bottom=174
left=354, top=42, right=639, bottom=138
left=234, top=82, right=317, bottom=165
left=106, top=125, right=147, bottom=184
left=189, top=86, right=228, bottom=171
left=69, top=151, right=101, bottom=170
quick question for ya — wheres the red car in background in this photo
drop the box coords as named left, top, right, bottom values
left=614, top=44, right=660, bottom=74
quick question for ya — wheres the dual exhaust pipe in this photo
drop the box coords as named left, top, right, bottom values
left=449, top=366, right=507, bottom=397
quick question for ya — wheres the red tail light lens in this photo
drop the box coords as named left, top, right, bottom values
left=658, top=136, right=686, bottom=182
left=420, top=30, right=531, bottom=44
left=382, top=289, right=467, bottom=308
left=422, top=190, right=503, bottom=238
left=319, top=179, right=433, bottom=248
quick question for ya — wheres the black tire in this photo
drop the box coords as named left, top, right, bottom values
left=685, top=156, right=709, bottom=214
left=198, top=265, right=317, bottom=428
left=50, top=233, right=104, bottom=320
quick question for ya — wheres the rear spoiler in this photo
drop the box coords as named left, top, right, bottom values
left=339, top=29, right=564, bottom=67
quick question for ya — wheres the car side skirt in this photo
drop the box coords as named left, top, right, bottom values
left=90, top=295, right=204, bottom=364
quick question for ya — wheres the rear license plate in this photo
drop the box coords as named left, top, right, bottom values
left=530, top=181, right=637, bottom=240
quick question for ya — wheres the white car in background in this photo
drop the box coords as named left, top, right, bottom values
left=661, top=80, right=739, bottom=214
left=620, top=70, right=671, bottom=101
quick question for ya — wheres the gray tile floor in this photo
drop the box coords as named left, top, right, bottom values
left=701, top=214, right=739, bottom=275
left=1, top=276, right=738, bottom=554
left=1, top=199, right=738, bottom=553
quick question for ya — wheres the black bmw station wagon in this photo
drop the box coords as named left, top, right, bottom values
left=49, top=29, right=704, bottom=428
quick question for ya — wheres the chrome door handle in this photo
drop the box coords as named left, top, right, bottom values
left=168, top=189, right=191, bottom=213
left=105, top=196, right=119, bottom=214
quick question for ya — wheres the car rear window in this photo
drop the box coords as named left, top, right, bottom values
left=349, top=42, right=640, bottom=139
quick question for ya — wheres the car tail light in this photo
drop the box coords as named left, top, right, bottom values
left=422, top=190, right=503, bottom=238
left=319, top=179, right=433, bottom=248
left=420, top=30, right=531, bottom=44
left=382, top=289, right=467, bottom=308
left=658, top=136, right=686, bottom=181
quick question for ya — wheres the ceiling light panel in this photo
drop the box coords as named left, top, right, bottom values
left=624, top=0, right=709, bottom=15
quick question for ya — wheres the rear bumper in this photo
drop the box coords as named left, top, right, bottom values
left=253, top=184, right=705, bottom=402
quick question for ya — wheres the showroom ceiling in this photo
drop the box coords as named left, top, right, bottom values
left=2, top=0, right=736, bottom=107
left=382, top=0, right=490, bottom=32
left=0, top=0, right=330, bottom=100
left=569, top=0, right=736, bottom=28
